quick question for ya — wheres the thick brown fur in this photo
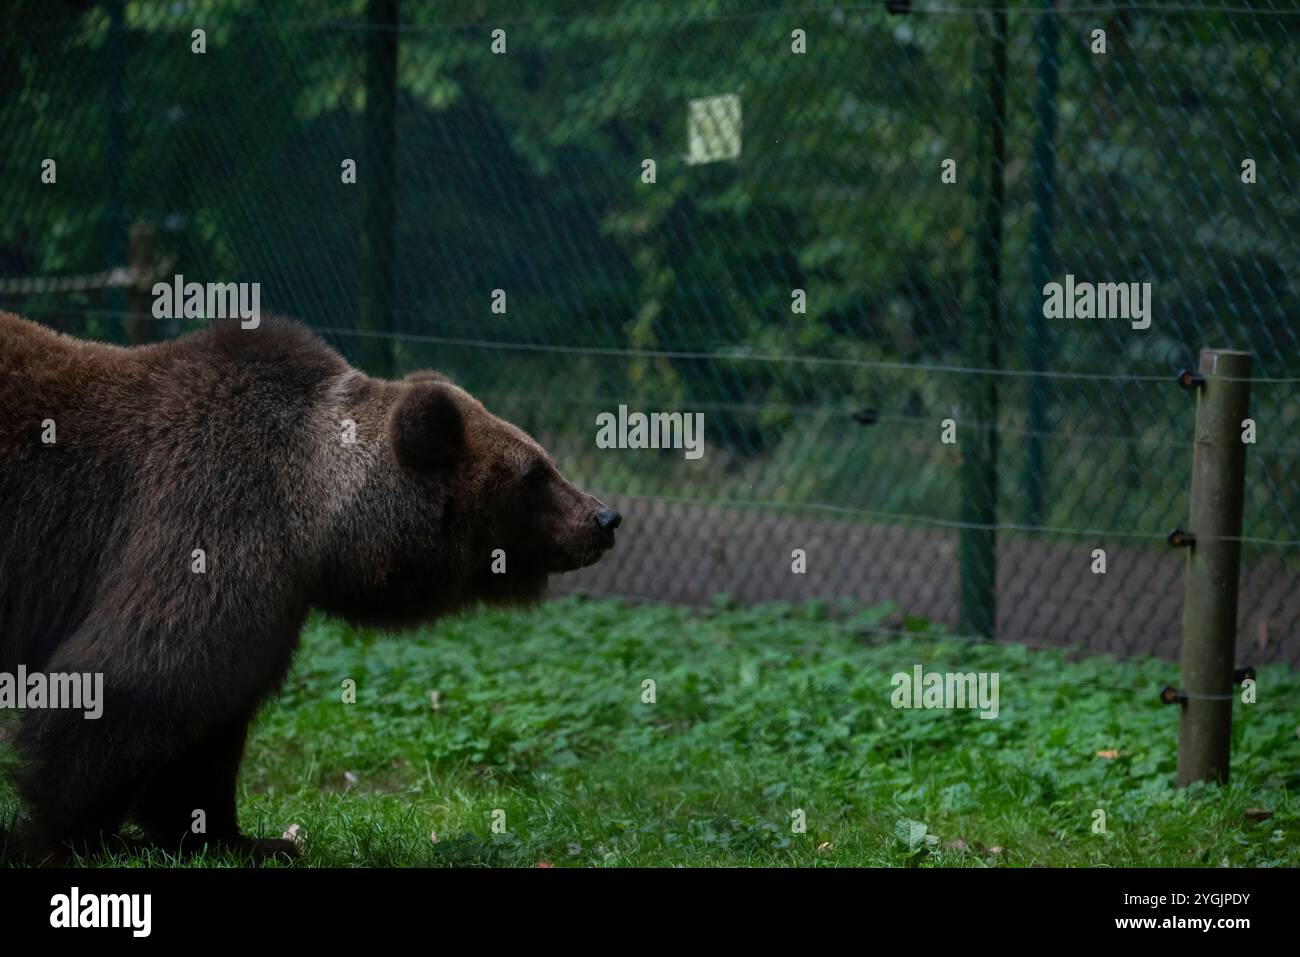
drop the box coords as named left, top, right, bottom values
left=0, top=312, right=618, bottom=860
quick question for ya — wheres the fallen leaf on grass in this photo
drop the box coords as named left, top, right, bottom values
left=1245, top=808, right=1274, bottom=822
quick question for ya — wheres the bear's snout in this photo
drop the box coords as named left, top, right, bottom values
left=591, top=506, right=622, bottom=557
left=550, top=499, right=621, bottom=572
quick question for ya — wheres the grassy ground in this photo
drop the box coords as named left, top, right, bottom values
left=1, top=596, right=1297, bottom=867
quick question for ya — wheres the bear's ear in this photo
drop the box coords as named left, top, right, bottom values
left=405, top=369, right=453, bottom=386
left=388, top=383, right=464, bottom=472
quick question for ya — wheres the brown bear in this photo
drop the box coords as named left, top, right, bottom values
left=0, top=311, right=621, bottom=860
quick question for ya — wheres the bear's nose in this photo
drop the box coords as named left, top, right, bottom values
left=595, top=508, right=622, bottom=531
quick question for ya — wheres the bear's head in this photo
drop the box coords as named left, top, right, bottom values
left=316, top=371, right=620, bottom=628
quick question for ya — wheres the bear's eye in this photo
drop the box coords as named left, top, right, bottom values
left=522, top=461, right=551, bottom=497
left=523, top=461, right=547, bottom=488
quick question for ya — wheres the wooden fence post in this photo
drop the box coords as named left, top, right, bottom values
left=1175, top=348, right=1252, bottom=787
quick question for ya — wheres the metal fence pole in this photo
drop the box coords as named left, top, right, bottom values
left=1176, top=349, right=1252, bottom=786
left=959, top=6, right=1007, bottom=639
left=361, top=0, right=398, bottom=376
left=1024, top=0, right=1059, bottom=527
left=106, top=0, right=128, bottom=342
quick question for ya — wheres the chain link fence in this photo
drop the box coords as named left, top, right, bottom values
left=2, top=1, right=1297, bottom=663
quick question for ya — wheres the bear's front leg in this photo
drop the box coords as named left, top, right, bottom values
left=130, top=714, right=247, bottom=848
left=131, top=714, right=298, bottom=861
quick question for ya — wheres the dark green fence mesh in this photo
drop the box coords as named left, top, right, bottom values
left=3, top=1, right=1297, bottom=662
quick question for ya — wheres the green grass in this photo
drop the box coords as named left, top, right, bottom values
left=2, top=596, right=1297, bottom=867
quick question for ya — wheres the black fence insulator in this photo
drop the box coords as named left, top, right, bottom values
left=852, top=408, right=880, bottom=425
left=1177, top=368, right=1206, bottom=391
left=1160, top=685, right=1186, bottom=706
left=1167, top=528, right=1196, bottom=548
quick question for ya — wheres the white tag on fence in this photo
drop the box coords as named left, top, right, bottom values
left=686, top=93, right=742, bottom=165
